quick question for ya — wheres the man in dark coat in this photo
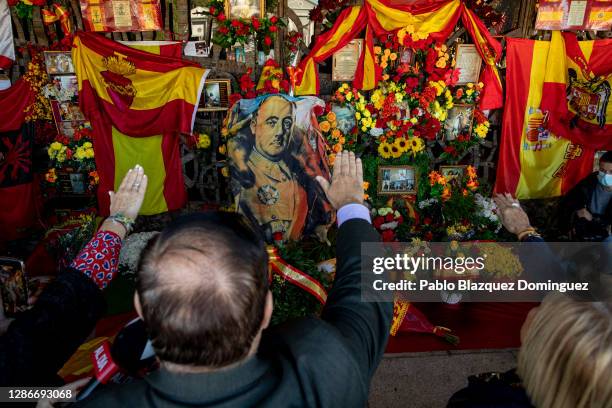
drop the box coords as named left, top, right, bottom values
left=77, top=151, right=392, bottom=408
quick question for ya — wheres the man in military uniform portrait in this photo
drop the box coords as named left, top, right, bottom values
left=226, top=95, right=334, bottom=242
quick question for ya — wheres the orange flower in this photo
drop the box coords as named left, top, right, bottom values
left=326, top=111, right=337, bottom=122
left=441, top=187, right=451, bottom=201
left=331, top=128, right=341, bottom=139
left=329, top=153, right=336, bottom=165
left=467, top=179, right=479, bottom=190
left=319, top=121, right=331, bottom=132
left=466, top=165, right=477, bottom=179
left=333, top=143, right=342, bottom=153
left=428, top=171, right=446, bottom=186
left=363, top=181, right=370, bottom=190
left=462, top=189, right=469, bottom=196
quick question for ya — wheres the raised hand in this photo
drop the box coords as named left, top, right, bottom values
left=316, top=151, right=363, bottom=210
left=109, top=165, right=148, bottom=220
left=493, top=193, right=532, bottom=235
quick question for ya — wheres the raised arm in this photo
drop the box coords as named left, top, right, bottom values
left=316, top=151, right=393, bottom=382
left=0, top=165, right=147, bottom=386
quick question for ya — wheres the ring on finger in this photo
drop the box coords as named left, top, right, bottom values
left=511, top=202, right=520, bottom=208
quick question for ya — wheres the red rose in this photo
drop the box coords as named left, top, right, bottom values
left=424, top=231, right=434, bottom=241
left=209, top=6, right=217, bottom=14
left=272, top=232, right=283, bottom=241
left=231, top=20, right=241, bottom=28
left=381, top=230, right=395, bottom=242
left=269, top=25, right=278, bottom=32
left=218, top=26, right=229, bottom=34
left=385, top=213, right=394, bottom=223
left=373, top=216, right=385, bottom=230
left=264, top=36, right=272, bottom=46
left=251, top=16, right=261, bottom=30
left=217, top=12, right=226, bottom=21
left=313, top=105, right=324, bottom=116
left=270, top=16, right=278, bottom=24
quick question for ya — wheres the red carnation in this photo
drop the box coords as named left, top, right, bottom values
left=313, top=105, right=324, bottom=116
left=231, top=20, right=241, bottom=28
left=373, top=216, right=385, bottom=230
left=385, top=213, right=394, bottom=223
left=272, top=232, right=283, bottom=241
left=269, top=25, right=278, bottom=32
left=264, top=36, right=272, bottom=46
left=218, top=26, right=229, bottom=34
left=217, top=12, right=226, bottom=21
left=209, top=6, right=217, bottom=14
left=381, top=230, right=396, bottom=242
left=270, top=16, right=278, bottom=24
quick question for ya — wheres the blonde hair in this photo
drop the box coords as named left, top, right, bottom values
left=518, top=292, right=612, bottom=408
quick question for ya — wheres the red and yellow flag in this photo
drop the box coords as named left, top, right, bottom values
left=541, top=31, right=612, bottom=151
left=495, top=38, right=594, bottom=199
left=73, top=33, right=207, bottom=215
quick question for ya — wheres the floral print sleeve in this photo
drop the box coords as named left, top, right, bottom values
left=70, top=231, right=122, bottom=290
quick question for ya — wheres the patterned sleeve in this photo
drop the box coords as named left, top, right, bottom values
left=70, top=231, right=122, bottom=290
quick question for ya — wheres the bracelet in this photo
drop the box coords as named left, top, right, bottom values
left=107, top=213, right=135, bottom=234
left=517, top=228, right=539, bottom=241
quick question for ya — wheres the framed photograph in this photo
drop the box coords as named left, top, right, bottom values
left=50, top=101, right=87, bottom=138
left=489, top=0, right=536, bottom=37
left=331, top=103, right=356, bottom=134
left=455, top=44, right=482, bottom=85
left=43, top=51, right=74, bottom=75
left=332, top=39, right=363, bottom=82
left=440, top=165, right=467, bottom=183
left=593, top=150, right=607, bottom=172
left=184, top=41, right=212, bottom=57
left=225, top=0, right=265, bottom=19
left=378, top=165, right=417, bottom=196
left=190, top=6, right=212, bottom=41
left=0, top=257, right=28, bottom=316
left=201, top=79, right=231, bottom=110
left=444, top=104, right=475, bottom=141
left=399, top=47, right=415, bottom=65
left=47, top=75, right=79, bottom=102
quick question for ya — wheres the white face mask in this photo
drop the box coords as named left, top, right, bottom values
left=597, top=171, right=612, bottom=187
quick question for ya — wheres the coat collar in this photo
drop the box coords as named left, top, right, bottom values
left=144, top=355, right=274, bottom=404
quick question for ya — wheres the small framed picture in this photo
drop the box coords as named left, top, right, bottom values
left=455, top=44, right=482, bottom=85
left=226, top=0, right=265, bottom=19
left=43, top=51, right=75, bottom=75
left=440, top=165, right=467, bottom=182
left=444, top=104, right=475, bottom=141
left=184, top=41, right=212, bottom=57
left=190, top=6, right=212, bottom=41
left=0, top=257, right=28, bottom=317
left=378, top=165, right=417, bottom=196
left=399, top=47, right=414, bottom=65
left=201, top=79, right=231, bottom=110
left=594, top=151, right=607, bottom=172
left=47, top=75, right=79, bottom=101
left=332, top=39, right=363, bottom=82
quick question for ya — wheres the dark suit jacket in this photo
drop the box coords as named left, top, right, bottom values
left=78, top=218, right=391, bottom=408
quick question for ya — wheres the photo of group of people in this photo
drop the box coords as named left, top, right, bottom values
left=378, top=165, right=416, bottom=195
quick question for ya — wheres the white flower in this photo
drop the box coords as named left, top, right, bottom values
left=380, top=221, right=398, bottom=230
left=418, top=198, right=438, bottom=209
left=119, top=232, right=159, bottom=274
left=369, top=127, right=384, bottom=137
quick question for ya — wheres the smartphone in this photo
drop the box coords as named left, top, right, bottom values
left=0, top=257, right=29, bottom=317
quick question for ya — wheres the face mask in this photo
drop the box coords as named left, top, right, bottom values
left=597, top=171, right=612, bottom=187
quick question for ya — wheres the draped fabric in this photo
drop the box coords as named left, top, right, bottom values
left=0, top=0, right=14, bottom=70
left=73, top=33, right=208, bottom=215
left=0, top=79, right=38, bottom=241
left=541, top=32, right=612, bottom=150
left=495, top=38, right=594, bottom=199
left=295, top=0, right=503, bottom=110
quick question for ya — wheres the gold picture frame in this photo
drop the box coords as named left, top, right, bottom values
left=332, top=39, right=363, bottom=82
left=225, top=0, right=265, bottom=20
left=455, top=44, right=482, bottom=85
left=377, top=165, right=417, bottom=196
left=200, top=79, right=231, bottom=111
left=439, top=165, right=467, bottom=182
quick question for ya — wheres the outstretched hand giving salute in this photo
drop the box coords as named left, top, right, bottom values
left=316, top=151, right=364, bottom=210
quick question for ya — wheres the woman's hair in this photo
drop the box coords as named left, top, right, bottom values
left=518, top=292, right=612, bottom=408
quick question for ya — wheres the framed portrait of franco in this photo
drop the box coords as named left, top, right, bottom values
left=225, top=0, right=265, bottom=19
left=224, top=95, right=335, bottom=243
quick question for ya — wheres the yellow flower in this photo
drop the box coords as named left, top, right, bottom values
left=196, top=133, right=211, bottom=149
left=332, top=143, right=342, bottom=153
left=374, top=46, right=382, bottom=55
left=394, top=138, right=409, bottom=152
left=378, top=142, right=392, bottom=159
left=381, top=61, right=388, bottom=69
left=346, top=92, right=353, bottom=101
left=435, top=58, right=446, bottom=68
left=390, top=144, right=402, bottom=159
left=383, top=49, right=391, bottom=56
left=328, top=153, right=336, bottom=166
left=319, top=121, right=331, bottom=132
left=83, top=141, right=93, bottom=148
left=395, top=92, right=403, bottom=103
left=326, top=111, right=337, bottom=122
left=331, top=128, right=341, bottom=139
left=466, top=89, right=474, bottom=96
left=467, top=83, right=474, bottom=88
left=355, top=112, right=361, bottom=120
left=409, top=136, right=425, bottom=155
left=397, top=28, right=407, bottom=44
left=218, top=144, right=227, bottom=155
left=410, top=117, right=418, bottom=125
left=382, top=74, right=390, bottom=81
left=389, top=53, right=397, bottom=61
left=50, top=141, right=62, bottom=151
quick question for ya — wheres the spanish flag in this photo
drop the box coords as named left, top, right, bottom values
left=495, top=38, right=594, bottom=199
left=73, top=33, right=208, bottom=215
left=541, top=32, right=612, bottom=151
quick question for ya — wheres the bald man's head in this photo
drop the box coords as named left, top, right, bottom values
left=137, top=212, right=269, bottom=367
